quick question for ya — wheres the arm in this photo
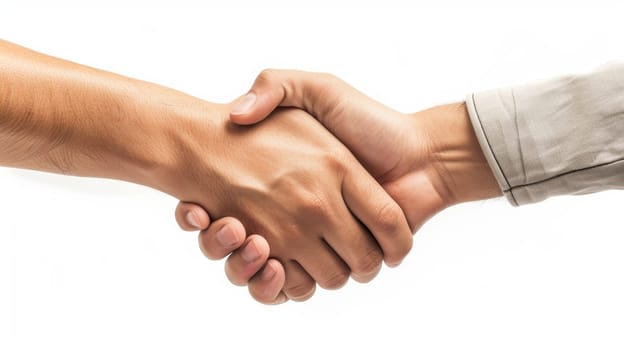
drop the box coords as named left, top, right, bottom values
left=0, top=39, right=175, bottom=183
left=1, top=39, right=263, bottom=298
left=0, top=41, right=413, bottom=303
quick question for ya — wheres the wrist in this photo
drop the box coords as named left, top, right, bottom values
left=421, top=102, right=502, bottom=206
left=65, top=79, right=186, bottom=188
left=115, top=83, right=226, bottom=197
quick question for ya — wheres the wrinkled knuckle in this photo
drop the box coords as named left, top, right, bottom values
left=284, top=280, right=316, bottom=300
left=318, top=268, right=350, bottom=290
left=321, top=73, right=349, bottom=91
left=353, top=248, right=383, bottom=277
left=376, top=201, right=403, bottom=235
left=323, top=153, right=347, bottom=173
left=256, top=69, right=279, bottom=85
left=295, top=190, right=329, bottom=218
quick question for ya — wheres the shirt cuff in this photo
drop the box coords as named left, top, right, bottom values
left=465, top=91, right=519, bottom=205
left=465, top=62, right=624, bottom=206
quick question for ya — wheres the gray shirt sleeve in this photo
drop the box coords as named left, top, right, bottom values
left=465, top=62, right=624, bottom=206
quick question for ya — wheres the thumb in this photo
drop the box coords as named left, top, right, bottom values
left=230, top=69, right=289, bottom=125
left=175, top=201, right=211, bottom=231
left=229, top=69, right=346, bottom=125
left=229, top=69, right=404, bottom=179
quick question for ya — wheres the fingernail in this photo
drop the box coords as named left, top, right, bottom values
left=274, top=294, right=288, bottom=304
left=231, top=92, right=256, bottom=115
left=186, top=212, right=200, bottom=229
left=216, top=226, right=239, bottom=248
left=387, top=259, right=403, bottom=268
left=261, top=264, right=276, bottom=281
left=241, top=240, right=261, bottom=262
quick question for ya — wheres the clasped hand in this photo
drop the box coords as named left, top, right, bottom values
left=175, top=70, right=499, bottom=304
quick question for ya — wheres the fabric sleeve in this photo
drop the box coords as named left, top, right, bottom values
left=465, top=62, right=624, bottom=206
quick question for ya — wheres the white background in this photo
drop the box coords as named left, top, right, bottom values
left=1, top=3, right=624, bottom=350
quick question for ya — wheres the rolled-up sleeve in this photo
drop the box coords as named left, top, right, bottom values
left=466, top=62, right=624, bottom=206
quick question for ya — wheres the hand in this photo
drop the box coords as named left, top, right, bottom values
left=163, top=102, right=411, bottom=302
left=178, top=70, right=501, bottom=304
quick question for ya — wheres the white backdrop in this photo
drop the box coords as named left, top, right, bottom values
left=1, top=3, right=624, bottom=350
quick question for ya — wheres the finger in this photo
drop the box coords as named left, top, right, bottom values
left=341, top=166, right=413, bottom=267
left=320, top=205, right=384, bottom=283
left=229, top=75, right=283, bottom=125
left=248, top=259, right=288, bottom=305
left=230, top=69, right=345, bottom=125
left=198, top=217, right=247, bottom=260
left=175, top=202, right=211, bottom=231
left=294, top=239, right=351, bottom=290
left=224, top=235, right=270, bottom=286
left=282, top=260, right=316, bottom=302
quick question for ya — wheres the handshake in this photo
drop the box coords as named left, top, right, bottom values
left=4, top=40, right=620, bottom=305
left=0, top=40, right=503, bottom=305
left=171, top=70, right=502, bottom=304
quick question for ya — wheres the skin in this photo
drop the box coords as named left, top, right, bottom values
left=0, top=41, right=414, bottom=302
left=176, top=70, right=503, bottom=304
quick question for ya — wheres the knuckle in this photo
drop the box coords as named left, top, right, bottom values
left=373, top=201, right=413, bottom=263
left=352, top=248, right=383, bottom=278
left=256, top=68, right=279, bottom=85
left=318, top=268, right=350, bottom=290
left=375, top=201, right=404, bottom=235
left=295, top=190, right=329, bottom=218
left=317, top=72, right=348, bottom=93
left=324, top=153, right=347, bottom=172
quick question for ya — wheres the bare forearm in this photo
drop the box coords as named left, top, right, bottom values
left=0, top=39, right=206, bottom=190
left=419, top=102, right=502, bottom=205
